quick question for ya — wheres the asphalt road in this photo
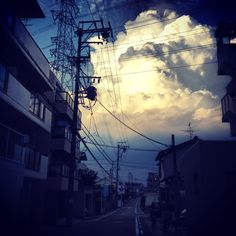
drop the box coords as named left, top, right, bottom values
left=22, top=198, right=153, bottom=236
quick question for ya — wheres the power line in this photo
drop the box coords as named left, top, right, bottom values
left=97, top=99, right=169, bottom=147
left=79, top=133, right=111, bottom=177
left=41, top=27, right=211, bottom=52
left=85, top=141, right=161, bottom=152
left=96, top=43, right=215, bottom=65
left=81, top=123, right=113, bottom=163
left=101, top=60, right=217, bottom=78
left=31, top=0, right=180, bottom=36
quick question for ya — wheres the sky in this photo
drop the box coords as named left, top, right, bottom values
left=27, top=0, right=236, bottom=184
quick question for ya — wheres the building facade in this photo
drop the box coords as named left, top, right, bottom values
left=156, top=137, right=236, bottom=235
left=215, top=22, right=236, bottom=136
left=0, top=0, right=55, bottom=226
left=0, top=0, right=84, bottom=227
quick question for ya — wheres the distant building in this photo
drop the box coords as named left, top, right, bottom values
left=215, top=22, right=236, bottom=136
left=156, top=137, right=236, bottom=235
left=146, top=172, right=159, bottom=192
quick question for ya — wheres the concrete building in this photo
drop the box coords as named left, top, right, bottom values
left=0, top=0, right=55, bottom=226
left=0, top=0, right=84, bottom=226
left=156, top=137, right=236, bottom=235
left=215, top=22, right=236, bottom=136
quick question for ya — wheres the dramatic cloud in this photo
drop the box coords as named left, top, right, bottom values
left=87, top=8, right=231, bottom=144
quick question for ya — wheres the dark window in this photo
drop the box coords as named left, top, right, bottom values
left=24, top=147, right=41, bottom=171
left=39, top=102, right=45, bottom=120
left=0, top=124, right=8, bottom=158
left=29, top=94, right=46, bottom=121
left=62, top=165, right=69, bottom=177
left=0, top=123, right=23, bottom=162
left=0, top=63, right=7, bottom=90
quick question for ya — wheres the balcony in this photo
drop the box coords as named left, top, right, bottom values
left=55, top=91, right=82, bottom=129
left=51, top=126, right=81, bottom=158
left=47, top=164, right=79, bottom=191
left=221, top=94, right=236, bottom=136
left=0, top=15, right=54, bottom=92
left=23, top=148, right=48, bottom=180
left=0, top=72, right=52, bottom=133
left=51, top=126, right=72, bottom=154
left=55, top=91, right=74, bottom=120
left=221, top=94, right=236, bottom=121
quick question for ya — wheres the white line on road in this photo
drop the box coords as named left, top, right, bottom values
left=135, top=216, right=140, bottom=236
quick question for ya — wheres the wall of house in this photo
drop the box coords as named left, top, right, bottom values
left=181, top=141, right=236, bottom=235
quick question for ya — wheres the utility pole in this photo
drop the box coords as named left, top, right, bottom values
left=171, top=134, right=179, bottom=226
left=115, top=142, right=128, bottom=207
left=66, top=19, right=112, bottom=226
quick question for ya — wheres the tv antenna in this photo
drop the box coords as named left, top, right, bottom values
left=181, top=122, right=199, bottom=140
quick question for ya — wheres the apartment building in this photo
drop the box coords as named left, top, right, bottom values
left=215, top=22, right=236, bottom=136
left=0, top=0, right=56, bottom=225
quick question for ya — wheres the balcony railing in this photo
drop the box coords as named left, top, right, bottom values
left=221, top=94, right=236, bottom=120
left=52, top=126, right=72, bottom=142
left=13, top=18, right=50, bottom=80
left=55, top=91, right=74, bottom=110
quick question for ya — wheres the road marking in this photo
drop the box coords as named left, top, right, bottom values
left=135, top=216, right=140, bottom=236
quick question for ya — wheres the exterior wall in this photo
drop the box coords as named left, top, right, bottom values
left=0, top=73, right=52, bottom=132
left=0, top=158, right=24, bottom=223
left=24, top=155, right=48, bottom=180
left=180, top=141, right=236, bottom=235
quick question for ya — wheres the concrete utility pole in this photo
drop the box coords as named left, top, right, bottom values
left=115, top=142, right=128, bottom=207
left=67, top=19, right=112, bottom=226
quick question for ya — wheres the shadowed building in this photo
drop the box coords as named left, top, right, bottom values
left=156, top=137, right=236, bottom=235
left=0, top=0, right=55, bottom=227
left=215, top=22, right=236, bottom=136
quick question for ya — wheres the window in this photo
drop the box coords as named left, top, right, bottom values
left=0, top=63, right=7, bottom=90
left=62, top=165, right=70, bottom=177
left=29, top=94, right=46, bottom=121
left=24, top=147, right=41, bottom=171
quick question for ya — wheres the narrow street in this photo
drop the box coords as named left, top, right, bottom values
left=25, top=199, right=154, bottom=236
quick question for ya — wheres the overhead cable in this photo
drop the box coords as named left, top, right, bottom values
left=79, top=133, right=111, bottom=177
left=97, top=99, right=169, bottom=147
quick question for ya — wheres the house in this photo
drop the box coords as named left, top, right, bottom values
left=156, top=137, right=236, bottom=235
left=0, top=0, right=55, bottom=227
left=215, top=22, right=236, bottom=136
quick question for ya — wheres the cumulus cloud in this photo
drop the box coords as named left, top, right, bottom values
left=87, top=8, right=231, bottom=142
